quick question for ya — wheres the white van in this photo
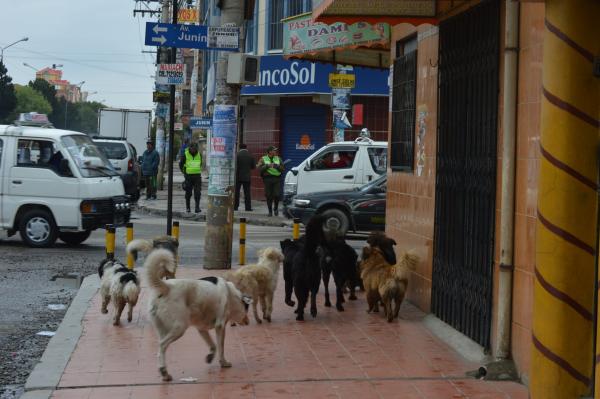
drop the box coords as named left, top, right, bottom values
left=283, top=137, right=387, bottom=210
left=0, top=118, right=131, bottom=247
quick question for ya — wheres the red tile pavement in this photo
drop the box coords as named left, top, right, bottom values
left=50, top=267, right=528, bottom=398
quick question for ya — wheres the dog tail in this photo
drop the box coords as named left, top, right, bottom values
left=398, top=251, right=419, bottom=271
left=144, top=248, right=175, bottom=296
left=126, top=239, right=153, bottom=261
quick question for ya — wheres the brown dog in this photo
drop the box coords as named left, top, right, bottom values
left=360, top=246, right=392, bottom=314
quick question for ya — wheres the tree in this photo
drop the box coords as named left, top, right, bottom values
left=0, top=61, right=17, bottom=123
left=10, top=85, right=53, bottom=121
left=63, top=100, right=104, bottom=134
left=28, top=78, right=61, bottom=125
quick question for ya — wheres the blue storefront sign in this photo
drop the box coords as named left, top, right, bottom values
left=240, top=55, right=388, bottom=96
left=189, top=117, right=212, bottom=129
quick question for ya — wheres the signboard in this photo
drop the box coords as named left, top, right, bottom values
left=208, top=105, right=237, bottom=196
left=174, top=122, right=183, bottom=131
left=153, top=91, right=170, bottom=103
left=177, top=8, right=198, bottom=23
left=189, top=117, right=212, bottom=129
left=331, top=88, right=351, bottom=109
left=145, top=22, right=239, bottom=51
left=155, top=103, right=169, bottom=118
left=329, top=73, right=355, bottom=89
left=240, top=55, right=388, bottom=96
left=156, top=64, right=186, bottom=85
left=283, top=13, right=389, bottom=55
left=155, top=83, right=170, bottom=93
left=207, top=27, right=240, bottom=50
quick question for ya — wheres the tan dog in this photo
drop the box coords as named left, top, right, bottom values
left=360, top=246, right=392, bottom=314
left=224, top=247, right=284, bottom=324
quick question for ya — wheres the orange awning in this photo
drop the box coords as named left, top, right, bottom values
left=312, top=0, right=438, bottom=26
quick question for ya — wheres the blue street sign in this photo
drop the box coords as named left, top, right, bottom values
left=189, top=117, right=213, bottom=129
left=145, top=22, right=239, bottom=51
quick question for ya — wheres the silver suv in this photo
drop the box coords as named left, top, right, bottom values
left=92, top=137, right=141, bottom=202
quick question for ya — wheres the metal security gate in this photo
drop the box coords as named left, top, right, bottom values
left=431, top=0, right=500, bottom=349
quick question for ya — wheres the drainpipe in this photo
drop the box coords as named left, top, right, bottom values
left=495, top=0, right=519, bottom=360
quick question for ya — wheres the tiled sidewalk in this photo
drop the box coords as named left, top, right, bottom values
left=50, top=268, right=528, bottom=399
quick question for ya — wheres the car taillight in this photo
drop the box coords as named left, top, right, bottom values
left=128, top=159, right=133, bottom=171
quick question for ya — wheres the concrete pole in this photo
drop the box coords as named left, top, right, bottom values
left=156, top=0, right=171, bottom=191
left=530, top=0, right=600, bottom=397
left=203, top=0, right=244, bottom=269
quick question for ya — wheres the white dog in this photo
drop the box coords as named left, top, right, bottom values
left=144, top=249, right=252, bottom=382
left=98, top=258, right=140, bottom=326
left=224, top=247, right=284, bottom=324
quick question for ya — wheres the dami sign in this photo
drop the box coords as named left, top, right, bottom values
left=240, top=55, right=388, bottom=96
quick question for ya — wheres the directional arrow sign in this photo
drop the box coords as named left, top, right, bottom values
left=145, top=22, right=239, bottom=51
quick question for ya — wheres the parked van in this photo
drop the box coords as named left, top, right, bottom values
left=0, top=115, right=131, bottom=247
left=283, top=137, right=387, bottom=212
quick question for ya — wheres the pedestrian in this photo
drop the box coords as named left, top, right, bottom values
left=234, top=143, right=256, bottom=211
left=257, top=145, right=284, bottom=216
left=141, top=140, right=159, bottom=200
left=179, top=141, right=202, bottom=213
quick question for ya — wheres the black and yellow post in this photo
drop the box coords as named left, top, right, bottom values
left=293, top=218, right=300, bottom=240
left=239, top=217, right=247, bottom=265
left=126, top=222, right=134, bottom=269
left=105, top=225, right=115, bottom=260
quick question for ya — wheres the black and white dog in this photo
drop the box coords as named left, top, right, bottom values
left=98, top=258, right=140, bottom=326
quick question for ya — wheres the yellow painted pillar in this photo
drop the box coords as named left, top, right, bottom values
left=126, top=222, right=134, bottom=269
left=105, top=225, right=116, bottom=260
left=239, top=217, right=246, bottom=265
left=293, top=218, right=300, bottom=240
left=531, top=0, right=600, bottom=397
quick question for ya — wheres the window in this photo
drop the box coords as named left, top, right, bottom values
left=312, top=148, right=357, bottom=170
left=367, top=147, right=387, bottom=175
left=390, top=36, right=417, bottom=172
left=268, top=0, right=307, bottom=51
left=95, top=142, right=128, bottom=160
left=245, top=0, right=258, bottom=53
left=16, top=138, right=71, bottom=176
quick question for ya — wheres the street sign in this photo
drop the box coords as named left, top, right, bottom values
left=156, top=64, right=186, bottom=85
left=145, top=22, right=239, bottom=51
left=177, top=8, right=198, bottom=23
left=189, top=117, right=213, bottom=129
left=153, top=91, right=170, bottom=103
left=328, top=73, right=355, bottom=89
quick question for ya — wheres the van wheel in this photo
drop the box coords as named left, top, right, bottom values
left=19, top=209, right=58, bottom=248
left=59, top=231, right=91, bottom=246
left=320, top=208, right=349, bottom=236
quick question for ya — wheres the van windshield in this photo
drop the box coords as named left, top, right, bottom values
left=61, top=135, right=118, bottom=178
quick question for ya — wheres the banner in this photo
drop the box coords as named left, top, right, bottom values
left=208, top=105, right=237, bottom=196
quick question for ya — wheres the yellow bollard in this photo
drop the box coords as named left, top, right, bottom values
left=239, top=217, right=246, bottom=265
left=293, top=218, right=300, bottom=240
left=126, top=222, right=134, bottom=269
left=105, top=225, right=115, bottom=260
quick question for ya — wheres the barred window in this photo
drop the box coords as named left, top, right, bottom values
left=390, top=36, right=417, bottom=172
left=268, top=0, right=307, bottom=51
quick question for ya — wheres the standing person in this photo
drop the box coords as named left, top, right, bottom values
left=234, top=143, right=256, bottom=211
left=257, top=145, right=284, bottom=216
left=141, top=140, right=159, bottom=200
left=179, top=142, right=202, bottom=213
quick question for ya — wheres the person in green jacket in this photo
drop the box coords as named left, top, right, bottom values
left=257, top=145, right=284, bottom=216
left=178, top=142, right=202, bottom=213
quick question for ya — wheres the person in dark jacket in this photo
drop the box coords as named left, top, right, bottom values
left=234, top=143, right=256, bottom=211
left=141, top=140, right=160, bottom=200
left=179, top=142, right=202, bottom=213
left=257, top=145, right=284, bottom=216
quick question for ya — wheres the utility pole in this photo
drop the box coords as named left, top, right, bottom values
left=166, top=0, right=178, bottom=235
left=203, top=0, right=244, bottom=269
left=155, top=1, right=170, bottom=191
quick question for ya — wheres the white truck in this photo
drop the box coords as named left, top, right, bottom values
left=97, top=108, right=152, bottom=156
left=0, top=115, right=131, bottom=247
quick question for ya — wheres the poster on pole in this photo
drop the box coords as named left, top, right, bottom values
left=157, top=64, right=186, bottom=85
left=207, top=26, right=240, bottom=50
left=208, top=104, right=237, bottom=196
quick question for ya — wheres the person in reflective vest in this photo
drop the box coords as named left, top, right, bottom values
left=178, top=142, right=202, bottom=213
left=257, top=145, right=284, bottom=216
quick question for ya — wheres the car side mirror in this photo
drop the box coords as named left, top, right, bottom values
left=291, top=168, right=299, bottom=176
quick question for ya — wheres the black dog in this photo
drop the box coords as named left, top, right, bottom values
left=319, top=238, right=359, bottom=311
left=291, top=215, right=326, bottom=321
left=366, top=231, right=397, bottom=265
left=280, top=236, right=305, bottom=307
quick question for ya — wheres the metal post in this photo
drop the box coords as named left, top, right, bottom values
left=293, top=218, right=300, bottom=240
left=239, top=217, right=246, bottom=265
left=105, top=225, right=115, bottom=260
left=126, top=222, right=134, bottom=269
left=166, top=0, right=178, bottom=236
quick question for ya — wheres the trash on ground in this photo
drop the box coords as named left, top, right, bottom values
left=36, top=331, right=55, bottom=337
left=48, top=304, right=67, bottom=311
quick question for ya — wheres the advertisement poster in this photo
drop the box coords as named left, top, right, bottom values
left=332, top=88, right=351, bottom=109
left=208, top=104, right=237, bottom=196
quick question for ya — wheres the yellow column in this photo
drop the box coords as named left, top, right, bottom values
left=239, top=217, right=246, bottom=265
left=126, top=222, right=134, bottom=269
left=293, top=218, right=300, bottom=240
left=531, top=1, right=600, bottom=397
left=105, top=225, right=115, bottom=260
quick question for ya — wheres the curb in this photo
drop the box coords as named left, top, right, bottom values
left=137, top=205, right=294, bottom=228
left=22, top=275, right=100, bottom=399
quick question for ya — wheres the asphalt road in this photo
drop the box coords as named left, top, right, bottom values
left=0, top=211, right=369, bottom=398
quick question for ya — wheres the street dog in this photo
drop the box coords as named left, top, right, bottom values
left=280, top=237, right=304, bottom=307
left=126, top=235, right=179, bottom=262
left=319, top=238, right=359, bottom=311
left=359, top=246, right=391, bottom=314
left=144, top=249, right=252, bottom=381
left=98, top=258, right=141, bottom=326
left=366, top=231, right=397, bottom=265
left=224, top=247, right=284, bottom=323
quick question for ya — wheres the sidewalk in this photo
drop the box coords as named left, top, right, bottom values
left=23, top=266, right=529, bottom=399
left=136, top=168, right=292, bottom=228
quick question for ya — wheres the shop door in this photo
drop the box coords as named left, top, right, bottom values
left=281, top=105, right=327, bottom=169
left=431, top=0, right=500, bottom=349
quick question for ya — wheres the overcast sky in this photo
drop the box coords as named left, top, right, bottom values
left=0, top=0, right=158, bottom=110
